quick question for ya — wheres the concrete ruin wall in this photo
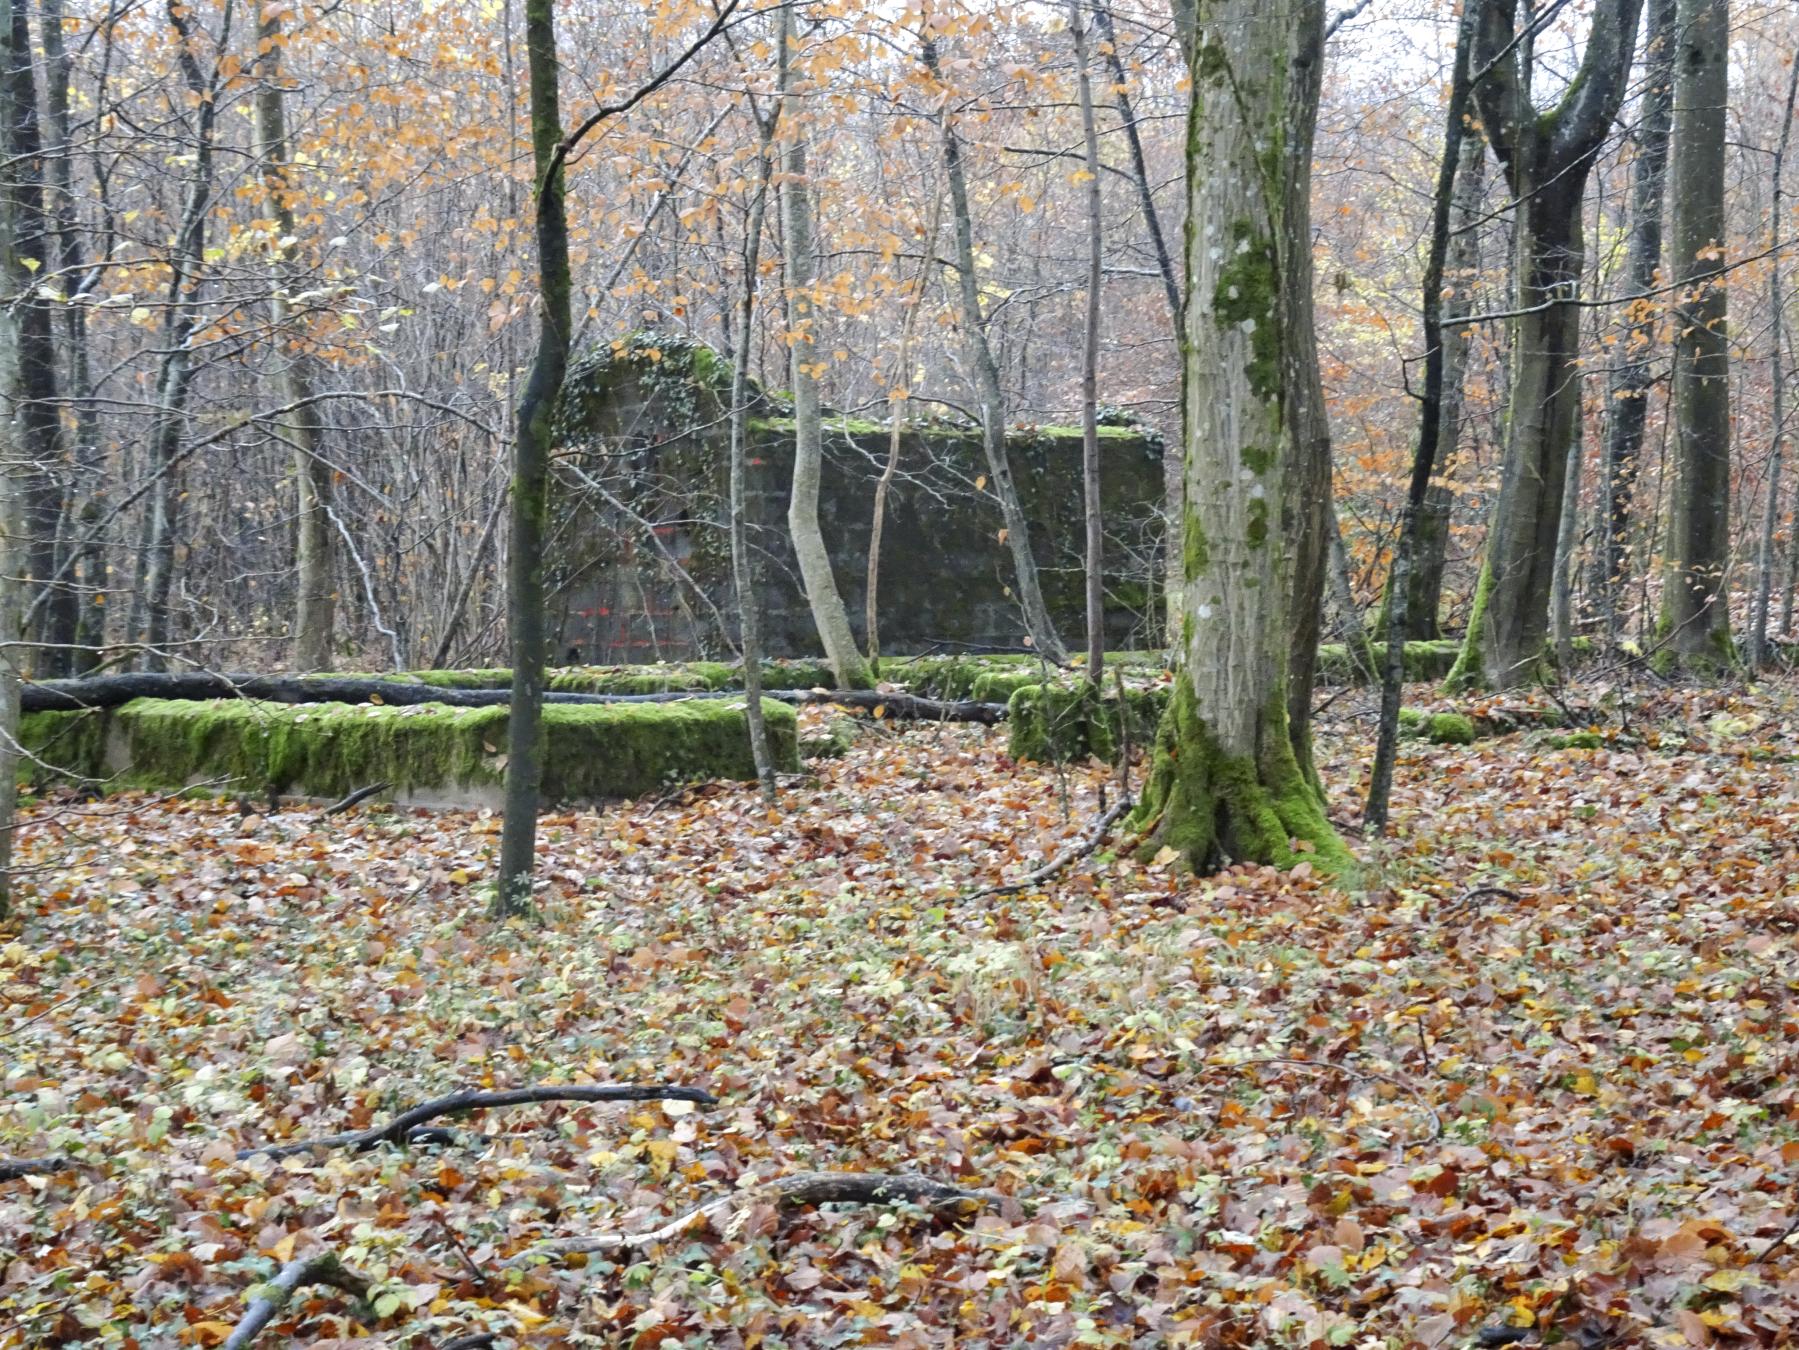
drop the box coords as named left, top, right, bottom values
left=548, top=334, right=1168, bottom=663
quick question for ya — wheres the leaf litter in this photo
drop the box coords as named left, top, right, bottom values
left=4, top=689, right=1799, bottom=1348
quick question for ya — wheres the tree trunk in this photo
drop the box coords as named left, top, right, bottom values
left=1591, top=0, right=1675, bottom=639
left=1656, top=0, right=1732, bottom=671
left=1446, top=0, right=1643, bottom=690
left=496, top=0, right=572, bottom=917
left=137, top=0, right=225, bottom=673
left=1751, top=44, right=1798, bottom=662
left=1131, top=0, right=1348, bottom=874
left=1549, top=397, right=1587, bottom=665
left=1090, top=0, right=1180, bottom=332
left=4, top=0, right=75, bottom=676
left=867, top=193, right=940, bottom=672
left=1364, top=0, right=1478, bottom=834
left=0, top=21, right=22, bottom=917
left=253, top=4, right=335, bottom=672
left=731, top=126, right=777, bottom=799
left=41, top=0, right=104, bottom=674
left=1070, top=0, right=1105, bottom=684
left=921, top=32, right=1068, bottom=664
left=777, top=6, right=869, bottom=690
left=1407, top=130, right=1486, bottom=640
left=1277, top=0, right=1333, bottom=786
left=1327, top=504, right=1377, bottom=677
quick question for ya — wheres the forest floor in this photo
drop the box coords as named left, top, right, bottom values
left=4, top=678, right=1799, bottom=1349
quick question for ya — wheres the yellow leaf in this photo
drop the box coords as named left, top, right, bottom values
left=646, top=1138, right=678, bottom=1178
left=975, top=474, right=988, bottom=491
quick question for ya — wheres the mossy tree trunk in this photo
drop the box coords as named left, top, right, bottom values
left=253, top=3, right=335, bottom=673
left=1446, top=0, right=1643, bottom=691
left=1130, top=0, right=1349, bottom=875
left=1656, top=0, right=1732, bottom=671
left=920, top=30, right=1068, bottom=665
left=496, top=0, right=572, bottom=917
left=1749, top=47, right=1797, bottom=664
left=777, top=6, right=869, bottom=690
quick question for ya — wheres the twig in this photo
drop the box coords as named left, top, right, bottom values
left=236, top=1083, right=716, bottom=1160
left=1436, top=884, right=1525, bottom=924
left=219, top=1251, right=371, bottom=1350
left=534, top=1171, right=993, bottom=1256
left=1755, top=1190, right=1799, bottom=1264
left=1201, top=1055, right=1443, bottom=1142
left=962, top=795, right=1132, bottom=902
left=319, top=781, right=390, bottom=818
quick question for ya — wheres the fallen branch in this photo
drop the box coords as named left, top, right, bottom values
left=320, top=781, right=390, bottom=817
left=20, top=672, right=1007, bottom=723
left=0, top=1156, right=77, bottom=1181
left=1201, top=1056, right=1443, bottom=1142
left=962, top=794, right=1132, bottom=901
left=237, top=1083, right=717, bottom=1160
left=220, top=1251, right=371, bottom=1350
left=535, top=1171, right=994, bottom=1255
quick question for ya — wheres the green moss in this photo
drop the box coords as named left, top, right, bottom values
left=1247, top=498, right=1269, bottom=548
left=1318, top=640, right=1460, bottom=685
left=1183, top=506, right=1211, bottom=581
left=1443, top=562, right=1495, bottom=692
left=1549, top=730, right=1604, bottom=750
left=1007, top=681, right=1166, bottom=764
left=17, top=708, right=112, bottom=787
left=1212, top=220, right=1281, bottom=402
left=1241, top=444, right=1273, bottom=475
left=1425, top=712, right=1475, bottom=745
left=1126, top=678, right=1353, bottom=877
left=96, top=697, right=797, bottom=803
left=799, top=717, right=861, bottom=760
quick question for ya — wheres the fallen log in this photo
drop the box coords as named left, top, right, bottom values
left=219, top=1251, right=371, bottom=1350
left=237, top=1083, right=717, bottom=1161
left=534, top=1171, right=994, bottom=1255
left=20, top=672, right=1005, bottom=723
left=0, top=1156, right=77, bottom=1181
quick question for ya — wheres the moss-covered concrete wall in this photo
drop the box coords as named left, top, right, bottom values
left=18, top=698, right=799, bottom=807
left=549, top=333, right=1167, bottom=662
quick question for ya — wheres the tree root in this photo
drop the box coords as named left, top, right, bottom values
left=220, top=1251, right=371, bottom=1350
left=535, top=1171, right=994, bottom=1255
left=237, top=1083, right=716, bottom=1160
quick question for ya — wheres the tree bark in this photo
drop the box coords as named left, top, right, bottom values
left=777, top=7, right=869, bottom=690
left=867, top=193, right=940, bottom=672
left=1446, top=0, right=1644, bottom=690
left=1591, top=0, right=1675, bottom=640
left=1656, top=0, right=1732, bottom=671
left=253, top=3, right=335, bottom=672
left=1406, top=129, right=1486, bottom=640
left=0, top=44, right=22, bottom=916
left=1364, top=0, right=1478, bottom=834
left=40, top=0, right=104, bottom=675
left=136, top=0, right=228, bottom=673
left=1752, top=39, right=1798, bottom=661
left=496, top=0, right=571, bottom=916
left=1131, top=0, right=1348, bottom=874
left=920, top=31, right=1068, bottom=664
left=1070, top=0, right=1106, bottom=684
left=731, top=122, right=777, bottom=798
left=4, top=0, right=75, bottom=676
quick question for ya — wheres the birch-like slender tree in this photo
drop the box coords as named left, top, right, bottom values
left=1070, top=0, right=1105, bottom=683
left=777, top=5, right=869, bottom=689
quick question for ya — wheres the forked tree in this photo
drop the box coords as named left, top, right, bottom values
left=1445, top=0, right=1644, bottom=690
